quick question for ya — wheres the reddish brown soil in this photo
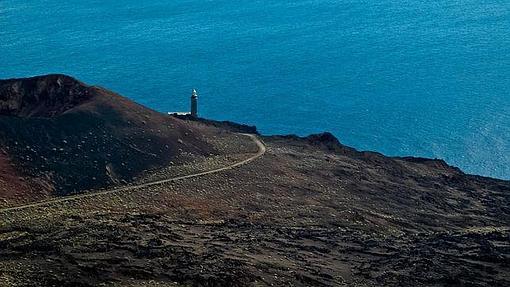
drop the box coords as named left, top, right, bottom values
left=0, top=75, right=224, bottom=199
left=0, top=153, right=29, bottom=198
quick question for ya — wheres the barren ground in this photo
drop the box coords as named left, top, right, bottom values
left=1, top=133, right=509, bottom=286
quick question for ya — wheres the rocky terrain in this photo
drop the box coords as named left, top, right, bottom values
left=0, top=75, right=243, bottom=206
left=0, top=75, right=509, bottom=286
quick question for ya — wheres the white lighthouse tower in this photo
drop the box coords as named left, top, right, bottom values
left=191, top=89, right=198, bottom=118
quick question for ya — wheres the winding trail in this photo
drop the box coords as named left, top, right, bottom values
left=0, top=133, right=265, bottom=213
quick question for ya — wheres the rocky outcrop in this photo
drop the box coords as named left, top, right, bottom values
left=175, top=114, right=259, bottom=134
left=0, top=74, right=92, bottom=117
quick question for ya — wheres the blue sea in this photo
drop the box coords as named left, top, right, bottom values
left=1, top=1, right=509, bottom=179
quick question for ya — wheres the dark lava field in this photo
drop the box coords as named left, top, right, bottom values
left=0, top=75, right=509, bottom=286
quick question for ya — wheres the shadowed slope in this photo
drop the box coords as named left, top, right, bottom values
left=0, top=74, right=215, bottom=199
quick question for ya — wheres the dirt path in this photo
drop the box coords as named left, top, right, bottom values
left=0, top=133, right=265, bottom=213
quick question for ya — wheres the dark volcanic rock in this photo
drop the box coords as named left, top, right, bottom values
left=304, top=132, right=357, bottom=154
left=174, top=114, right=259, bottom=134
left=270, top=132, right=357, bottom=155
left=1, top=75, right=509, bottom=287
left=398, top=156, right=463, bottom=173
left=0, top=74, right=92, bottom=118
left=304, top=132, right=340, bottom=146
left=0, top=74, right=217, bottom=198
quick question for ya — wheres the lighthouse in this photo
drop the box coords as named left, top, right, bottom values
left=191, top=89, right=198, bottom=117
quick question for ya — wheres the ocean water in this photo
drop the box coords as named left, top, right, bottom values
left=1, top=0, right=509, bottom=179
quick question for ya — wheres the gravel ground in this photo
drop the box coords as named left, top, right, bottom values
left=1, top=135, right=509, bottom=286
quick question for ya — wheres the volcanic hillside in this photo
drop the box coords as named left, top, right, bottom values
left=0, top=74, right=216, bottom=201
left=0, top=75, right=509, bottom=286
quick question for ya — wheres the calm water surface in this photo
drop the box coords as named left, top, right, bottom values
left=1, top=0, right=509, bottom=179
